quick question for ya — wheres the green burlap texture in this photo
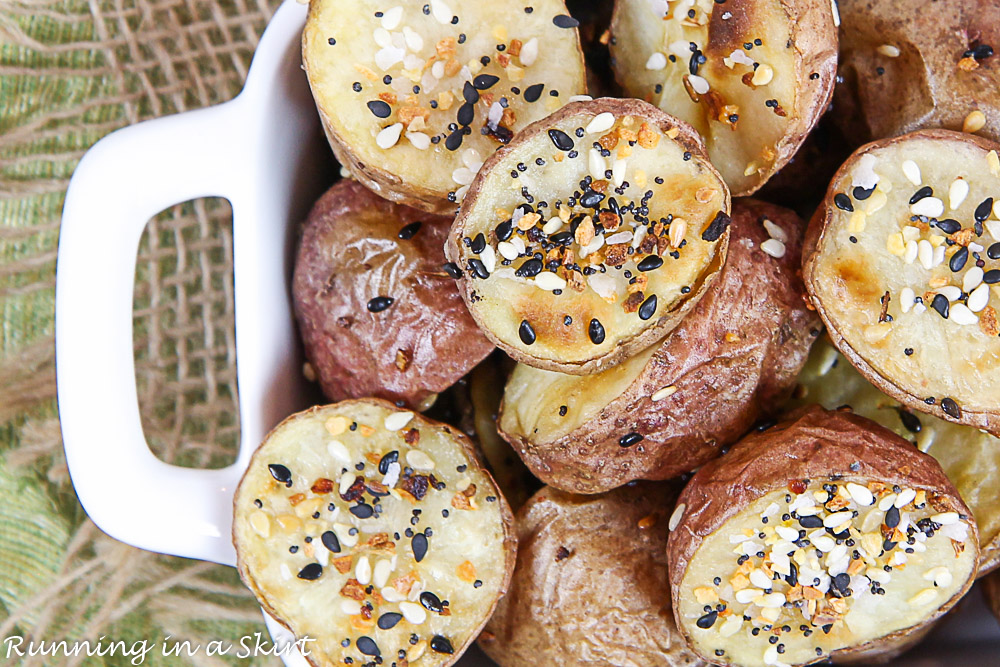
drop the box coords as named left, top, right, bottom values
left=0, top=0, right=289, bottom=664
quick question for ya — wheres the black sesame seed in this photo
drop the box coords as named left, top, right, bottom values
left=267, top=463, right=292, bottom=485
left=909, top=186, right=933, bottom=205
left=321, top=530, right=341, bottom=554
left=412, top=532, right=428, bottom=562
left=588, top=318, right=605, bottom=344
left=297, top=563, right=323, bottom=580
left=378, top=450, right=399, bottom=475
left=515, top=258, right=543, bottom=277
left=975, top=198, right=994, bottom=223
left=473, top=74, right=500, bottom=90
left=984, top=269, right=1000, bottom=284
left=552, top=14, right=579, bottom=28
left=971, top=44, right=995, bottom=60
left=367, top=100, right=392, bottom=118
left=518, top=319, right=536, bottom=345
left=496, top=219, right=513, bottom=241
left=351, top=503, right=374, bottom=519
left=443, top=262, right=462, bottom=279
left=897, top=409, right=922, bottom=433
left=523, top=83, right=544, bottom=103
left=885, top=505, right=900, bottom=529
left=930, top=293, right=949, bottom=319
left=950, top=246, right=969, bottom=272
left=580, top=189, right=605, bottom=208
left=468, top=258, right=489, bottom=279
left=696, top=611, right=718, bottom=629
left=430, top=636, right=454, bottom=655
left=638, top=294, right=657, bottom=320
left=397, top=222, right=421, bottom=240
left=798, top=515, right=823, bottom=528
left=445, top=129, right=463, bottom=151
left=457, top=102, right=475, bottom=126
left=834, top=193, right=854, bottom=212
left=470, top=233, right=487, bottom=254
left=936, top=218, right=961, bottom=234
left=377, top=613, right=402, bottom=630
left=853, top=185, right=875, bottom=200
left=637, top=255, right=663, bottom=272
left=941, top=397, right=961, bottom=419
left=419, top=591, right=444, bottom=612
left=356, top=637, right=380, bottom=657
left=367, top=296, right=394, bottom=313
left=548, top=128, right=574, bottom=151
left=619, top=432, right=643, bottom=448
left=701, top=211, right=731, bottom=241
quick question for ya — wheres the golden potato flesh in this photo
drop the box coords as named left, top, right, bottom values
left=446, top=98, right=730, bottom=374
left=610, top=0, right=837, bottom=195
left=668, top=407, right=979, bottom=667
left=302, top=0, right=586, bottom=213
left=790, top=338, right=1000, bottom=575
left=233, top=400, right=515, bottom=667
left=803, top=129, right=1000, bottom=434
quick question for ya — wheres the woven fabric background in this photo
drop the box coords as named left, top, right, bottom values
left=0, top=0, right=284, bottom=663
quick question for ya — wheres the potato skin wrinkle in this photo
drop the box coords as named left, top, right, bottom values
left=480, top=483, right=705, bottom=667
left=668, top=406, right=979, bottom=667
left=233, top=399, right=516, bottom=667
left=447, top=98, right=731, bottom=374
left=835, top=0, right=1000, bottom=148
left=803, top=129, right=1000, bottom=435
left=302, top=0, right=586, bottom=213
left=499, top=199, right=819, bottom=494
left=293, top=180, right=492, bottom=409
left=610, top=0, right=838, bottom=195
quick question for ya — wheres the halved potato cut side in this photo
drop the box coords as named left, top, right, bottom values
left=233, top=400, right=515, bottom=667
left=803, top=130, right=1000, bottom=435
left=447, top=98, right=730, bottom=374
left=303, top=0, right=587, bottom=213
left=610, top=0, right=837, bottom=195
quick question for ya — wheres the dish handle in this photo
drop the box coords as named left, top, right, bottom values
left=56, top=102, right=249, bottom=567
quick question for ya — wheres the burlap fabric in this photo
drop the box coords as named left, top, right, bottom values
left=0, top=0, right=285, bottom=663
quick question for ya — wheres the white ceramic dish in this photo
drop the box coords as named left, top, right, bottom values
left=56, top=1, right=1000, bottom=664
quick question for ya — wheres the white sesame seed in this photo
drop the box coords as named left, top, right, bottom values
left=373, top=558, right=393, bottom=588
left=402, top=26, right=423, bottom=52
left=909, top=588, right=938, bottom=606
left=375, top=46, right=405, bottom=71
left=406, top=132, right=430, bottom=150
left=328, top=439, right=351, bottom=463
left=451, top=166, right=474, bottom=185
left=585, top=112, right=616, bottom=135
left=728, top=49, right=754, bottom=66
left=431, top=60, right=445, bottom=79
left=750, top=569, right=773, bottom=589
left=987, top=220, right=1000, bottom=242
left=429, top=0, right=451, bottom=24
left=519, top=38, right=539, bottom=67
left=924, top=566, right=953, bottom=588
left=384, top=411, right=414, bottom=431
left=376, top=123, right=404, bottom=149
left=381, top=6, right=403, bottom=30
left=938, top=285, right=963, bottom=302
left=340, top=473, right=357, bottom=495
left=405, top=449, right=435, bottom=470
left=823, top=511, right=853, bottom=528
left=846, top=483, right=874, bottom=505
left=487, top=102, right=503, bottom=129
left=381, top=586, right=405, bottom=602
left=964, top=266, right=984, bottom=292
left=949, top=178, right=969, bottom=210
left=632, top=225, right=648, bottom=249
left=588, top=149, right=606, bottom=177
left=481, top=244, right=496, bottom=273
left=900, top=287, right=915, bottom=313
left=760, top=238, right=786, bottom=258
left=668, top=503, right=686, bottom=531
left=933, top=244, right=946, bottom=267
left=950, top=303, right=978, bottom=325
left=382, top=461, right=401, bottom=488
left=812, top=535, right=836, bottom=552
left=373, top=27, right=393, bottom=49
left=497, top=241, right=518, bottom=260
left=612, top=157, right=627, bottom=187
left=645, top=52, right=667, bottom=70
left=399, top=601, right=427, bottom=624
left=669, top=40, right=690, bottom=58
left=334, top=522, right=359, bottom=547
left=687, top=74, right=710, bottom=94
left=969, top=283, right=990, bottom=312
left=903, top=240, right=918, bottom=264
left=932, top=511, right=960, bottom=525
left=355, top=556, right=372, bottom=585
left=918, top=240, right=934, bottom=269
left=902, top=225, right=921, bottom=242
left=720, top=616, right=742, bottom=637
left=758, top=592, right=786, bottom=608
left=735, top=588, right=763, bottom=604
left=877, top=44, right=900, bottom=57
left=567, top=94, right=593, bottom=102
left=511, top=236, right=526, bottom=255
left=763, top=219, right=787, bottom=242
left=605, top=231, right=633, bottom=245
left=776, top=526, right=799, bottom=541
left=910, top=197, right=944, bottom=218
left=534, top=271, right=566, bottom=291
left=901, top=160, right=921, bottom=185
left=994, top=199, right=1000, bottom=220
left=652, top=385, right=677, bottom=401
left=341, top=599, right=362, bottom=615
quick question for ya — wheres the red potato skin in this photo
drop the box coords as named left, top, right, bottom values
left=501, top=199, right=820, bottom=494
left=667, top=406, right=979, bottom=666
left=293, top=180, right=493, bottom=409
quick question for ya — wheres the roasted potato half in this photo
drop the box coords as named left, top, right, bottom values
left=803, top=129, right=1000, bottom=434
left=446, top=98, right=731, bottom=374
left=609, top=0, right=838, bottom=195
left=302, top=0, right=587, bottom=214
left=293, top=180, right=493, bottom=410
left=791, top=338, right=1000, bottom=576
left=480, top=483, right=705, bottom=667
left=835, top=0, right=1000, bottom=148
left=667, top=406, right=979, bottom=667
left=233, top=399, right=516, bottom=667
left=498, top=199, right=818, bottom=494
